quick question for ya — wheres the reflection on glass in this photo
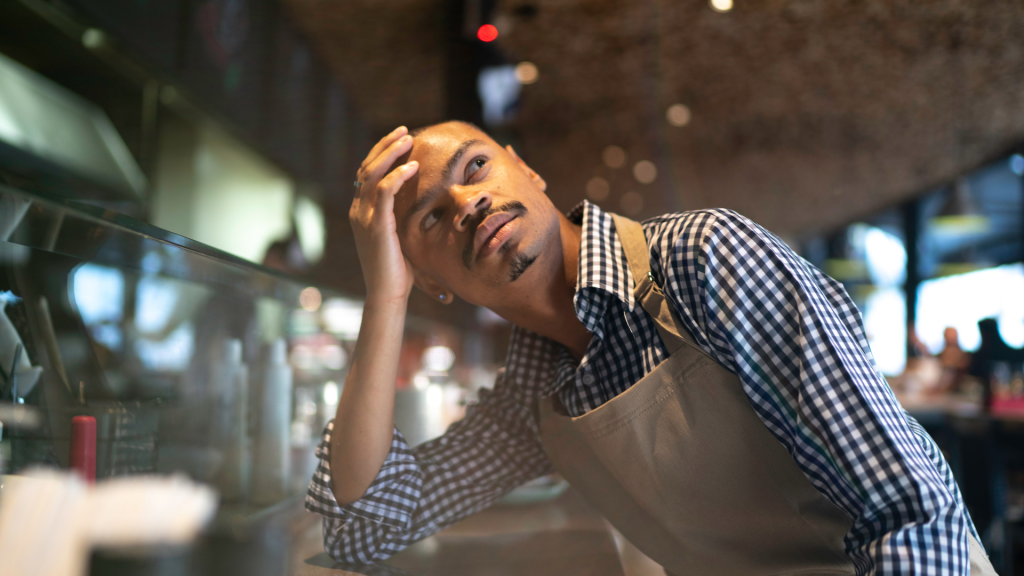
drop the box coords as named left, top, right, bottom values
left=72, top=264, right=124, bottom=325
left=135, top=323, right=195, bottom=372
left=136, top=276, right=180, bottom=333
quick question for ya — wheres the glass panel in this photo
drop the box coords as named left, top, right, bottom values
left=0, top=184, right=355, bottom=511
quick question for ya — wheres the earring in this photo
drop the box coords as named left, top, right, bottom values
left=439, top=294, right=446, bottom=301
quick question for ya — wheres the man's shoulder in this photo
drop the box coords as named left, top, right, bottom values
left=642, top=207, right=749, bottom=228
left=639, top=208, right=747, bottom=245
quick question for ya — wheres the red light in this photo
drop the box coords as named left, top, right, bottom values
left=477, top=24, right=498, bottom=42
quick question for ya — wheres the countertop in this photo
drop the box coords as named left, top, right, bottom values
left=285, top=489, right=658, bottom=576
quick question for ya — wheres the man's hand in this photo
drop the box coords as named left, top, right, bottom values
left=350, top=126, right=419, bottom=304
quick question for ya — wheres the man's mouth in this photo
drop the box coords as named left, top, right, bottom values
left=475, top=213, right=518, bottom=258
left=463, top=202, right=527, bottom=268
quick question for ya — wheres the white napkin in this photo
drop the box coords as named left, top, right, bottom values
left=0, top=470, right=218, bottom=576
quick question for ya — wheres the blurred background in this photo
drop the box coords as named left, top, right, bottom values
left=0, top=0, right=1023, bottom=574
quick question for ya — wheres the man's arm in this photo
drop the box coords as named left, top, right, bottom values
left=306, top=364, right=554, bottom=563
left=654, top=209, right=974, bottom=575
left=330, top=126, right=418, bottom=505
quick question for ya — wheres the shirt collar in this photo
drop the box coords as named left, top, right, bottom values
left=500, top=201, right=636, bottom=401
left=569, top=200, right=635, bottom=334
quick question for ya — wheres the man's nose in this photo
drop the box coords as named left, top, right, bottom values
left=453, top=189, right=492, bottom=232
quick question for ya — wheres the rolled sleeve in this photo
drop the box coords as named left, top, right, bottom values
left=305, top=422, right=423, bottom=530
left=303, top=369, right=553, bottom=564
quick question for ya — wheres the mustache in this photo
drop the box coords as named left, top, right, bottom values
left=462, top=201, right=528, bottom=269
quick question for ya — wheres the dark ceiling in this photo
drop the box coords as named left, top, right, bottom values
left=285, top=0, right=1024, bottom=239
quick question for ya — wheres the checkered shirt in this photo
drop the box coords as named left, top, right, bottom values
left=306, top=201, right=978, bottom=574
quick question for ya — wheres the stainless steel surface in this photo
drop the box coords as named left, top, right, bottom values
left=0, top=186, right=350, bottom=509
left=0, top=52, right=146, bottom=199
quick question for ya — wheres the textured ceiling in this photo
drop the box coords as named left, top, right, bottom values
left=286, top=0, right=1024, bottom=239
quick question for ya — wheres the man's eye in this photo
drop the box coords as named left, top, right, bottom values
left=466, top=157, right=486, bottom=179
left=423, top=208, right=443, bottom=230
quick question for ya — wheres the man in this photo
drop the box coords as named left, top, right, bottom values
left=306, top=122, right=992, bottom=575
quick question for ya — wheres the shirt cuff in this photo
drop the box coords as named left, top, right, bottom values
left=304, top=420, right=424, bottom=530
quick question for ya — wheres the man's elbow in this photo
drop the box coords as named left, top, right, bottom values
left=322, top=519, right=397, bottom=565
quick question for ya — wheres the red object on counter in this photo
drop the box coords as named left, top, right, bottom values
left=70, top=415, right=96, bottom=483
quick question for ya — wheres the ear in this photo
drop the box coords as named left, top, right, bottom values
left=412, top=267, right=454, bottom=305
left=505, top=145, right=547, bottom=192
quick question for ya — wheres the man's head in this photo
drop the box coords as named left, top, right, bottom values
left=389, top=121, right=564, bottom=311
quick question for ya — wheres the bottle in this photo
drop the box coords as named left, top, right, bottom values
left=251, top=339, right=292, bottom=505
left=69, top=415, right=96, bottom=483
left=210, top=339, right=249, bottom=502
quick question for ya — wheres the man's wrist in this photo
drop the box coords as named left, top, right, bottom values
left=362, top=293, right=409, bottom=316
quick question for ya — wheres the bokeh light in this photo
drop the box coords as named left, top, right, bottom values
left=602, top=145, right=626, bottom=168
left=423, top=345, right=456, bottom=372
left=1010, top=154, right=1024, bottom=176
left=477, top=24, right=498, bottom=42
left=322, top=381, right=340, bottom=405
left=299, top=286, right=322, bottom=312
left=666, top=103, right=691, bottom=127
left=515, top=62, right=539, bottom=84
left=620, top=191, right=644, bottom=215
left=633, top=160, right=658, bottom=184
left=710, top=0, right=733, bottom=12
left=586, top=177, right=610, bottom=201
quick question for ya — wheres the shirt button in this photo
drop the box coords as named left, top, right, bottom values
left=582, top=373, right=595, bottom=385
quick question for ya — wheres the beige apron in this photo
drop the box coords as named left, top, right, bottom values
left=537, top=214, right=996, bottom=576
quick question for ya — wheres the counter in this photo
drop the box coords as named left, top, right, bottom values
left=286, top=489, right=657, bottom=576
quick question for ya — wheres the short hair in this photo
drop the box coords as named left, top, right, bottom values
left=409, top=120, right=484, bottom=138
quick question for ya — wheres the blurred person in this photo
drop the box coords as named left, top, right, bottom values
left=969, top=318, right=1024, bottom=407
left=261, top=231, right=307, bottom=275
left=305, top=122, right=992, bottom=575
left=899, top=324, right=944, bottom=398
left=937, top=327, right=971, bottom=393
left=939, top=327, right=971, bottom=371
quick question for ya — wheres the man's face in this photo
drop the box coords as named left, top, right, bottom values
left=393, top=122, right=562, bottom=308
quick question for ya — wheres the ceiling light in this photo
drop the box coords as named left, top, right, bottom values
left=710, top=0, right=733, bottom=12
left=666, top=104, right=691, bottom=127
left=620, top=192, right=644, bottom=216
left=633, top=160, right=658, bottom=184
left=930, top=178, right=989, bottom=237
left=602, top=145, right=626, bottom=168
left=477, top=24, right=499, bottom=42
left=515, top=62, right=539, bottom=84
left=586, top=177, right=610, bottom=201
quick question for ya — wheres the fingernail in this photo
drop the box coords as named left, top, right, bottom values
left=400, top=135, right=410, bottom=142
left=409, top=161, right=418, bottom=167
left=395, top=126, right=407, bottom=134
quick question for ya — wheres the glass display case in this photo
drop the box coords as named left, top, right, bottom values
left=0, top=184, right=360, bottom=511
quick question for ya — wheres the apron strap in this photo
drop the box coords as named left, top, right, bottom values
left=610, top=213, right=699, bottom=356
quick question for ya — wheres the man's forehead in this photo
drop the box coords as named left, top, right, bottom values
left=410, top=123, right=490, bottom=164
left=394, top=123, right=493, bottom=214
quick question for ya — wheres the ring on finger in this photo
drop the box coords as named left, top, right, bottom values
left=353, top=180, right=363, bottom=188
